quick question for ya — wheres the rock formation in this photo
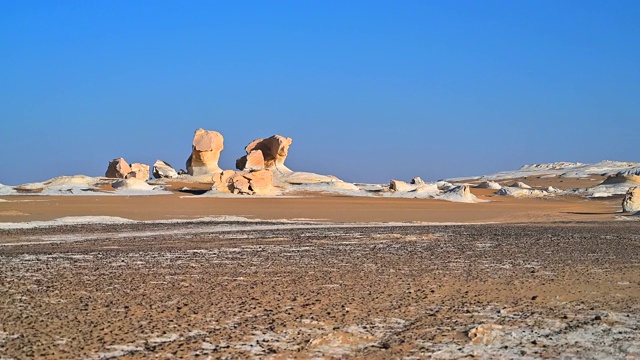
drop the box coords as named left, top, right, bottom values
left=127, top=163, right=150, bottom=180
left=112, top=178, right=156, bottom=191
left=441, top=184, right=479, bottom=203
left=153, top=160, right=179, bottom=179
left=411, top=177, right=425, bottom=185
left=622, top=187, right=640, bottom=213
left=476, top=181, right=502, bottom=190
left=211, top=169, right=276, bottom=195
left=105, top=158, right=131, bottom=179
left=390, top=180, right=414, bottom=192
left=186, top=128, right=224, bottom=176
left=236, top=135, right=293, bottom=173
left=510, top=181, right=532, bottom=189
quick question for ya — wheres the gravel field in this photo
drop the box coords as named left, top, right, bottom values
left=1, top=221, right=639, bottom=359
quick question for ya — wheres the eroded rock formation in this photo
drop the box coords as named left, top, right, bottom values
left=186, top=128, right=224, bottom=176
left=622, top=186, right=640, bottom=213
left=127, top=163, right=150, bottom=180
left=153, top=160, right=179, bottom=179
left=105, top=158, right=131, bottom=179
left=211, top=169, right=276, bottom=195
left=236, top=135, right=292, bottom=173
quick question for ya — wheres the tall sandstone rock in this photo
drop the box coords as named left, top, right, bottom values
left=622, top=186, right=640, bottom=213
left=186, top=128, right=224, bottom=176
left=236, top=135, right=292, bottom=173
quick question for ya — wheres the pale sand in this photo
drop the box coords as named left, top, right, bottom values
left=0, top=190, right=624, bottom=224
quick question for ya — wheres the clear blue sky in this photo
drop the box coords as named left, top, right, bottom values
left=1, top=1, right=638, bottom=185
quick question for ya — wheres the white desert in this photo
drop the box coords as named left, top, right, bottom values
left=1, top=128, right=638, bottom=359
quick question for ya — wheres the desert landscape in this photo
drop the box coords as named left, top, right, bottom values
left=1, top=129, right=639, bottom=359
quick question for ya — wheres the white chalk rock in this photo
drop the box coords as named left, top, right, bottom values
left=510, top=181, right=532, bottom=189
left=475, top=181, right=502, bottom=190
left=153, top=160, right=179, bottom=179
left=622, top=187, right=640, bottom=213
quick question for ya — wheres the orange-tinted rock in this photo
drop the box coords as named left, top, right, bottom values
left=186, top=128, right=224, bottom=176
left=236, top=135, right=292, bottom=173
left=105, top=158, right=131, bottom=179
left=127, top=163, right=150, bottom=180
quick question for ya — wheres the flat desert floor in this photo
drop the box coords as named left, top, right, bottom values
left=1, top=187, right=639, bottom=358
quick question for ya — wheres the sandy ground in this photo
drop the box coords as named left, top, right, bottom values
left=1, top=176, right=638, bottom=359
left=0, top=221, right=639, bottom=359
left=0, top=191, right=627, bottom=225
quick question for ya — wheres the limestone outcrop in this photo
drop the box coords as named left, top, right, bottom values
left=127, top=163, right=150, bottom=180
left=152, top=160, right=179, bottom=179
left=510, top=181, right=532, bottom=189
left=411, top=177, right=425, bottom=185
left=390, top=180, right=414, bottom=192
left=236, top=135, right=293, bottom=173
left=476, top=181, right=502, bottom=190
left=105, top=158, right=131, bottom=179
left=211, top=169, right=276, bottom=195
left=622, top=187, right=640, bottom=213
left=186, top=128, right=224, bottom=176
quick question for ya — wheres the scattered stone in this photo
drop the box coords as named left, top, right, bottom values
left=622, top=187, right=640, bottom=213
left=105, top=158, right=131, bottom=179
left=153, top=160, right=178, bottom=179
left=186, top=128, right=224, bottom=176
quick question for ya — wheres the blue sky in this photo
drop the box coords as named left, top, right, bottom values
left=1, top=1, right=638, bottom=185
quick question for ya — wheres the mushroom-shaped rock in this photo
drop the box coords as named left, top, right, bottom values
left=127, top=163, right=150, bottom=180
left=622, top=187, right=640, bottom=213
left=236, top=135, right=293, bottom=173
left=105, top=158, right=131, bottom=179
left=390, top=180, right=414, bottom=192
left=153, top=160, right=178, bottom=179
left=186, top=128, right=224, bottom=176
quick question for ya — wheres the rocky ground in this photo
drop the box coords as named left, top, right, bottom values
left=1, top=221, right=639, bottom=359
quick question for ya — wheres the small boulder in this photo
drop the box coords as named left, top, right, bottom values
left=127, top=163, right=150, bottom=180
left=105, top=158, right=131, bottom=179
left=622, top=186, right=640, bottom=213
left=510, top=181, right=532, bottom=189
left=153, top=160, right=178, bottom=179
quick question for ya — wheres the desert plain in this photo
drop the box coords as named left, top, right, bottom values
left=1, top=131, right=640, bottom=358
left=1, top=171, right=639, bottom=359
